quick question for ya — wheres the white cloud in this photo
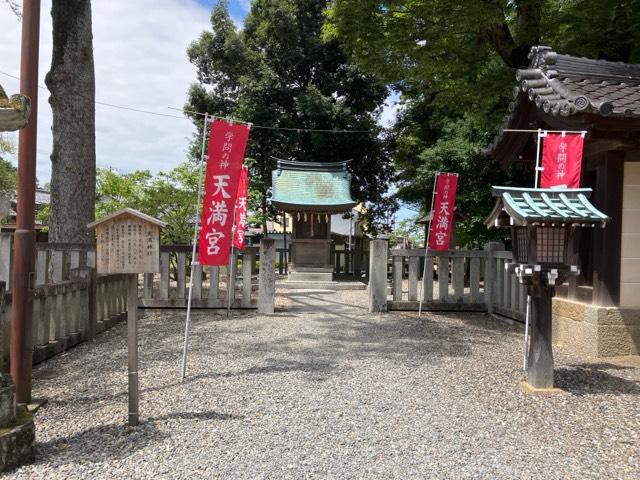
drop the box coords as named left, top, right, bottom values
left=0, top=0, right=211, bottom=184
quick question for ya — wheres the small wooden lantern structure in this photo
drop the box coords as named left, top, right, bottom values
left=487, top=187, right=609, bottom=391
left=88, top=208, right=166, bottom=426
left=87, top=208, right=166, bottom=275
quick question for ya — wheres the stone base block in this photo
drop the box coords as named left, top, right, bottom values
left=519, top=381, right=563, bottom=396
left=552, top=298, right=640, bottom=357
left=288, top=271, right=334, bottom=283
left=0, top=408, right=35, bottom=473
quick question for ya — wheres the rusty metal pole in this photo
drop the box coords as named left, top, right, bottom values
left=11, top=0, right=41, bottom=404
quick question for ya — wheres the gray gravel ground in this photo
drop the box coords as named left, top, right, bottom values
left=3, top=288, right=639, bottom=479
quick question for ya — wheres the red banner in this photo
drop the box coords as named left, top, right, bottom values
left=197, top=120, right=250, bottom=266
left=427, top=172, right=458, bottom=251
left=233, top=166, right=249, bottom=250
left=541, top=133, right=584, bottom=188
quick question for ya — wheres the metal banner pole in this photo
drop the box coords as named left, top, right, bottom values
left=227, top=203, right=238, bottom=318
left=181, top=113, right=209, bottom=380
left=418, top=173, right=439, bottom=317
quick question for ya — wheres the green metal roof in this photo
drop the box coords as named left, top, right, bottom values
left=271, top=160, right=356, bottom=212
left=486, top=187, right=610, bottom=227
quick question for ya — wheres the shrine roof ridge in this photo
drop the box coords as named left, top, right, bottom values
left=87, top=208, right=167, bottom=229
left=274, top=158, right=352, bottom=172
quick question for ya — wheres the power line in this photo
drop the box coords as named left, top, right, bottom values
left=1, top=70, right=377, bottom=134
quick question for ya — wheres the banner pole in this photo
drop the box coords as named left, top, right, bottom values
left=534, top=128, right=543, bottom=188
left=181, top=113, right=209, bottom=380
left=418, top=173, right=439, bottom=317
left=227, top=203, right=237, bottom=318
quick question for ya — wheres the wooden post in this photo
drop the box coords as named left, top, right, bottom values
left=526, top=283, right=555, bottom=389
left=69, top=266, right=97, bottom=340
left=127, top=273, right=139, bottom=426
left=258, top=239, right=275, bottom=314
left=368, top=239, right=388, bottom=312
left=483, top=242, right=503, bottom=313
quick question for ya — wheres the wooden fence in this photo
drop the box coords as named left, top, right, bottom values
left=139, top=245, right=260, bottom=308
left=378, top=242, right=527, bottom=321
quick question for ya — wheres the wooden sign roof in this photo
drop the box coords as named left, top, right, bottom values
left=87, top=208, right=167, bottom=229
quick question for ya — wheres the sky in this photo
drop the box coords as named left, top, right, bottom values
left=0, top=0, right=407, bottom=220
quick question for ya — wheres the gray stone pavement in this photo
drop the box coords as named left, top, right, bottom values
left=3, top=289, right=639, bottom=479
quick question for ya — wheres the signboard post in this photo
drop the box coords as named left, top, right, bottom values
left=88, top=208, right=166, bottom=426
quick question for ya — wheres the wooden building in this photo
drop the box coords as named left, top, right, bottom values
left=488, top=46, right=640, bottom=356
left=271, top=159, right=356, bottom=282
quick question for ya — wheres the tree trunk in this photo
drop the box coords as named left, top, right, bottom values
left=45, top=0, right=95, bottom=243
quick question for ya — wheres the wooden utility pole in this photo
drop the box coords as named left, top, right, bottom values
left=11, top=0, right=41, bottom=404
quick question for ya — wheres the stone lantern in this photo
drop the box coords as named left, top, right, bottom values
left=487, top=187, right=609, bottom=392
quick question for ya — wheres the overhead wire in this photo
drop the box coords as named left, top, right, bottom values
left=1, top=70, right=377, bottom=134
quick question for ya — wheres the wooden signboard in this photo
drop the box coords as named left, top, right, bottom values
left=88, top=208, right=166, bottom=427
left=88, top=208, right=166, bottom=274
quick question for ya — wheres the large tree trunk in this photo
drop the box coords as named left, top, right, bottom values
left=45, top=0, right=95, bottom=243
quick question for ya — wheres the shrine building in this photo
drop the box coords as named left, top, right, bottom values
left=488, top=45, right=640, bottom=356
left=271, top=159, right=356, bottom=283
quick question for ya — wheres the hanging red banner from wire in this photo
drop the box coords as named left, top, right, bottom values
left=198, top=120, right=250, bottom=266
left=540, top=132, right=584, bottom=188
left=233, top=166, right=249, bottom=250
left=427, top=172, right=458, bottom=251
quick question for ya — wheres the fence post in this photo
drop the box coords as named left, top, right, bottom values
left=483, top=242, right=504, bottom=314
left=368, top=239, right=388, bottom=313
left=258, top=239, right=275, bottom=314
left=0, top=233, right=12, bottom=289
left=70, top=267, right=97, bottom=341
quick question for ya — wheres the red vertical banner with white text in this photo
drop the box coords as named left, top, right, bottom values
left=427, top=172, right=458, bottom=251
left=540, top=133, right=584, bottom=188
left=198, top=120, right=250, bottom=266
left=233, top=166, right=249, bottom=250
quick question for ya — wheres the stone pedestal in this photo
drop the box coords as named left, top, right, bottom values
left=0, top=374, right=35, bottom=472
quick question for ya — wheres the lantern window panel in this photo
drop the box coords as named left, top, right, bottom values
left=535, top=227, right=566, bottom=264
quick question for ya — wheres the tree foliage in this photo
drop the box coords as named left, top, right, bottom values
left=0, top=135, right=16, bottom=197
left=95, top=164, right=199, bottom=246
left=326, top=0, right=640, bottom=245
left=185, top=0, right=396, bottom=234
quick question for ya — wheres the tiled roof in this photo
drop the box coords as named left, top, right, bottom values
left=516, top=46, right=640, bottom=118
left=486, top=187, right=610, bottom=227
left=271, top=159, right=355, bottom=212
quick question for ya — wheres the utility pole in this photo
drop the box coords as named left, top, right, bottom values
left=11, top=0, right=41, bottom=404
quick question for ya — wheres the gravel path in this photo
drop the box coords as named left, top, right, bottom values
left=4, top=289, right=639, bottom=479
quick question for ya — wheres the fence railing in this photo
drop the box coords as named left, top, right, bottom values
left=1, top=272, right=128, bottom=372
left=139, top=245, right=260, bottom=308
left=387, top=248, right=488, bottom=311
left=369, top=241, right=527, bottom=321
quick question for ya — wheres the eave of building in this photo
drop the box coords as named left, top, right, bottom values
left=488, top=46, right=640, bottom=167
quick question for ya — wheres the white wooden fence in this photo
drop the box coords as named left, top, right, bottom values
left=139, top=245, right=260, bottom=308
left=377, top=242, right=527, bottom=321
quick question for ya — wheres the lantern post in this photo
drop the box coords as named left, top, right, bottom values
left=487, top=187, right=609, bottom=392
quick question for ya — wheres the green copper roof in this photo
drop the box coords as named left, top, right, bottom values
left=486, top=187, right=610, bottom=227
left=271, top=160, right=355, bottom=212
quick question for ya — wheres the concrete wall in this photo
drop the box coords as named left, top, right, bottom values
left=620, top=162, right=640, bottom=307
left=553, top=297, right=640, bottom=357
